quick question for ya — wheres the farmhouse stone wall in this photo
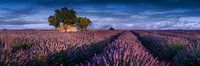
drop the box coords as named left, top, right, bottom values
left=59, top=24, right=78, bottom=32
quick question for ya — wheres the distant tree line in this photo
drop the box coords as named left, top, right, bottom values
left=48, top=7, right=91, bottom=30
left=109, top=27, right=115, bottom=30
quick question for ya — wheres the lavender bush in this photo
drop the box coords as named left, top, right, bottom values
left=0, top=30, right=121, bottom=65
left=172, top=43, right=200, bottom=66
left=133, top=31, right=190, bottom=61
left=86, top=31, right=168, bottom=66
left=0, top=30, right=200, bottom=66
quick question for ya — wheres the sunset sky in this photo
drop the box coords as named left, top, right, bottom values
left=1, top=0, right=200, bottom=29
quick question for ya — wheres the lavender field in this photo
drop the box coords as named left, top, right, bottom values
left=0, top=30, right=200, bottom=66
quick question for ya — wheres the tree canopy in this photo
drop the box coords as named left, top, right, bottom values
left=48, top=7, right=92, bottom=30
left=76, top=17, right=91, bottom=30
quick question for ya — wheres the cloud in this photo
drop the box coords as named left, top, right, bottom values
left=1, top=0, right=200, bottom=29
left=0, top=5, right=37, bottom=21
left=91, top=16, right=200, bottom=30
left=0, top=1, right=50, bottom=26
left=0, top=20, right=46, bottom=25
left=0, top=23, right=53, bottom=29
left=179, top=17, right=200, bottom=22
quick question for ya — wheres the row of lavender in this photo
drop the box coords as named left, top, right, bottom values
left=0, top=30, right=121, bottom=65
left=84, top=31, right=168, bottom=66
left=133, top=31, right=200, bottom=66
left=0, top=30, right=199, bottom=66
left=140, top=30, right=200, bottom=42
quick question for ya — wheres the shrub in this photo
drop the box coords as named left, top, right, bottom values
left=47, top=33, right=120, bottom=66
left=0, top=30, right=121, bottom=65
left=0, top=62, right=5, bottom=66
left=29, top=51, right=48, bottom=66
left=47, top=50, right=73, bottom=65
left=11, top=41, right=30, bottom=52
left=135, top=32, right=189, bottom=61
left=87, top=31, right=168, bottom=66
left=172, top=43, right=200, bottom=66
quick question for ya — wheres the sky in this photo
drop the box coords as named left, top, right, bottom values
left=1, top=0, right=200, bottom=30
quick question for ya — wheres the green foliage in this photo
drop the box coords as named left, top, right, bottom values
left=76, top=17, right=91, bottom=30
left=139, top=36, right=186, bottom=61
left=48, top=7, right=92, bottom=30
left=11, top=42, right=30, bottom=52
left=180, top=52, right=200, bottom=66
left=162, top=42, right=184, bottom=60
left=48, top=16, right=60, bottom=28
left=48, top=7, right=77, bottom=28
left=48, top=45, right=77, bottom=65
left=30, top=54, right=47, bottom=66
left=172, top=44, right=200, bottom=66
left=0, top=62, right=5, bottom=66
left=156, top=41, right=185, bottom=61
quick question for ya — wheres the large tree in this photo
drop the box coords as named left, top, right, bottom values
left=48, top=7, right=91, bottom=30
